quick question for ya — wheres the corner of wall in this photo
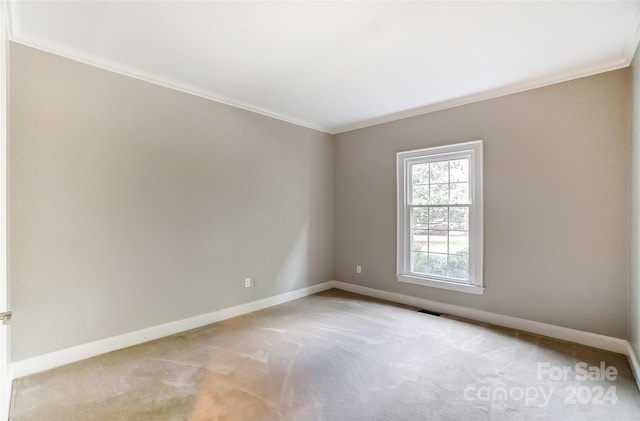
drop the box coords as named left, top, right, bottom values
left=629, top=38, right=640, bottom=368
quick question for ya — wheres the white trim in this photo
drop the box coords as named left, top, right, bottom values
left=7, top=37, right=332, bottom=135
left=334, top=59, right=628, bottom=134
left=10, top=282, right=333, bottom=379
left=330, top=281, right=629, bottom=355
left=332, top=280, right=640, bottom=386
left=397, top=275, right=484, bottom=295
left=8, top=280, right=640, bottom=390
left=0, top=3, right=9, bottom=420
left=5, top=0, right=16, bottom=41
left=2, top=365, right=10, bottom=421
left=5, top=30, right=635, bottom=137
left=627, top=342, right=640, bottom=392
left=396, top=141, right=483, bottom=294
left=622, top=3, right=640, bottom=67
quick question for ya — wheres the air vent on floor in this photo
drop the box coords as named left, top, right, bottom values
left=417, top=309, right=441, bottom=317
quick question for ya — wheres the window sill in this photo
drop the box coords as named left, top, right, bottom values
left=397, top=274, right=484, bottom=295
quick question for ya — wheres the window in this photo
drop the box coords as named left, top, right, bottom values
left=396, top=140, right=483, bottom=294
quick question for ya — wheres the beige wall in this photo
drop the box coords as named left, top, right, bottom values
left=9, top=40, right=634, bottom=362
left=334, top=69, right=630, bottom=339
left=631, top=47, right=640, bottom=359
left=9, top=43, right=334, bottom=361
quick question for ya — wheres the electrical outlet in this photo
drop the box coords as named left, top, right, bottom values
left=244, top=278, right=251, bottom=288
left=356, top=265, right=362, bottom=274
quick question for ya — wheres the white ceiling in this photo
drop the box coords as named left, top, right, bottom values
left=6, top=1, right=640, bottom=134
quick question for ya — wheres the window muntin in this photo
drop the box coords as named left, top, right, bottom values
left=397, top=141, right=483, bottom=294
left=409, top=158, right=470, bottom=280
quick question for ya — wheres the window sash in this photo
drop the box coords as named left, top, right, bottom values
left=407, top=204, right=471, bottom=281
left=396, top=141, right=483, bottom=295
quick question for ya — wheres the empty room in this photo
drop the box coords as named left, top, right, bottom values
left=2, top=1, right=640, bottom=420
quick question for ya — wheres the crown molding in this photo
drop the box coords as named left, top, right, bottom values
left=333, top=57, right=629, bottom=134
left=6, top=0, right=640, bottom=137
left=4, top=0, right=17, bottom=40
left=622, top=1, right=640, bottom=66
left=9, top=36, right=334, bottom=135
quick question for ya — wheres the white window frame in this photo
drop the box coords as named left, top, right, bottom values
left=396, top=140, right=484, bottom=295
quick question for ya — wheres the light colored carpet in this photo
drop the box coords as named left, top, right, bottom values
left=9, top=289, right=640, bottom=420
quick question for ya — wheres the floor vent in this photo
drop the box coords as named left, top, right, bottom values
left=417, top=309, right=442, bottom=317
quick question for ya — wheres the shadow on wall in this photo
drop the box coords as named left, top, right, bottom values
left=9, top=42, right=334, bottom=361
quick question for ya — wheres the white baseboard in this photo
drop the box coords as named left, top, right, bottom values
left=1, top=365, right=10, bottom=421
left=332, top=280, right=639, bottom=389
left=9, top=279, right=637, bottom=390
left=330, top=280, right=629, bottom=355
left=627, top=342, right=640, bottom=392
left=11, top=282, right=333, bottom=380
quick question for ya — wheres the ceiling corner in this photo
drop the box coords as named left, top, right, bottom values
left=623, top=2, right=640, bottom=66
left=5, top=0, right=18, bottom=40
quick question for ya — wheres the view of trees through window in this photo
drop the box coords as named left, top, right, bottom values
left=410, top=158, right=470, bottom=280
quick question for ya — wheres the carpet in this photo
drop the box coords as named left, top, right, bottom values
left=9, top=289, right=640, bottom=420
